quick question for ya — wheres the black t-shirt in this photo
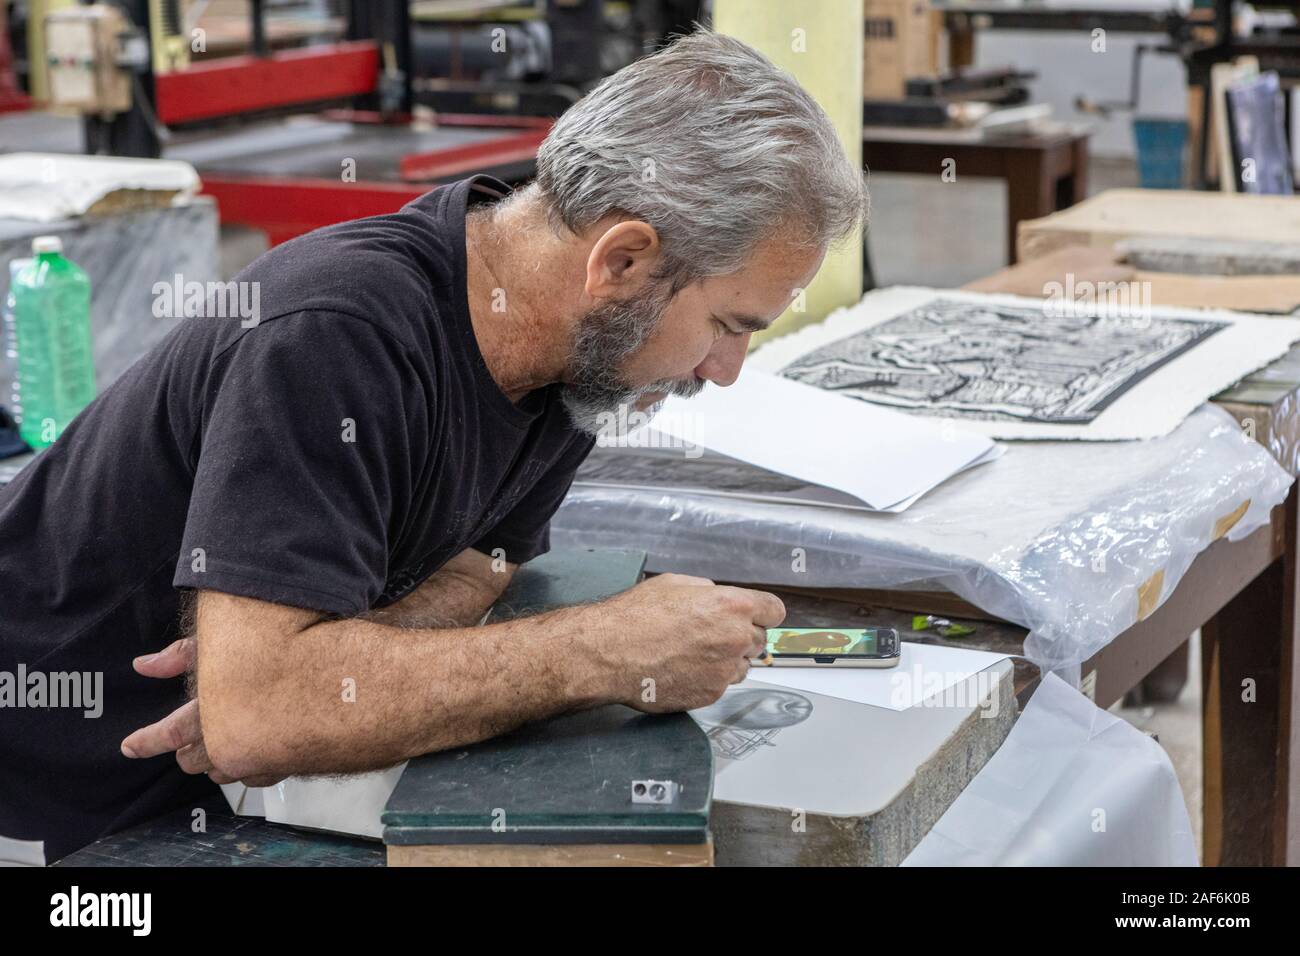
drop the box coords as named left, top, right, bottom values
left=0, top=175, right=594, bottom=861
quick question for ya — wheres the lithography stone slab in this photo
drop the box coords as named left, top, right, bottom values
left=706, top=659, right=1017, bottom=866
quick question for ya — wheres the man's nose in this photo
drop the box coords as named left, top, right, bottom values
left=697, top=333, right=751, bottom=387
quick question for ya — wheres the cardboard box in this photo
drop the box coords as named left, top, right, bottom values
left=965, top=244, right=1300, bottom=314
left=863, top=0, right=935, bottom=100
left=1016, top=188, right=1300, bottom=263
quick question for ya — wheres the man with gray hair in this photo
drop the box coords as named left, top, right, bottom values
left=0, top=29, right=866, bottom=860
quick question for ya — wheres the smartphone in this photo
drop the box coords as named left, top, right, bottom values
left=758, top=627, right=901, bottom=668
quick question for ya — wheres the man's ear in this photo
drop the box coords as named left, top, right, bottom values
left=584, top=220, right=660, bottom=298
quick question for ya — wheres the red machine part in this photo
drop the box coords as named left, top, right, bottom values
left=200, top=119, right=553, bottom=245
left=0, top=4, right=31, bottom=114
left=155, top=40, right=380, bottom=125
left=156, top=37, right=553, bottom=245
left=199, top=175, right=428, bottom=246
left=398, top=126, right=549, bottom=182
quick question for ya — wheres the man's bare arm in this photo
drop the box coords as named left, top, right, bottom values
left=122, top=549, right=514, bottom=783
left=194, top=577, right=783, bottom=782
left=362, top=548, right=516, bottom=629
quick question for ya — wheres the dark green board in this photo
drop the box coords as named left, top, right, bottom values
left=54, top=796, right=385, bottom=867
left=382, top=707, right=713, bottom=846
left=486, top=547, right=648, bottom=621
left=384, top=547, right=714, bottom=847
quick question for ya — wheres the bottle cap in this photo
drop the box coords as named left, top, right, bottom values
left=32, top=236, right=63, bottom=255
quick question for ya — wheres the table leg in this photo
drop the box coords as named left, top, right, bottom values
left=1066, top=136, right=1089, bottom=205
left=1201, top=487, right=1297, bottom=865
left=1275, top=485, right=1300, bottom=864
left=1003, top=150, right=1052, bottom=264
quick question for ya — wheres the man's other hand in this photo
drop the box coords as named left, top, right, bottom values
left=120, top=637, right=284, bottom=788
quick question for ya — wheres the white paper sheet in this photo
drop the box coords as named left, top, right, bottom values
left=219, top=781, right=265, bottom=817
left=220, top=765, right=405, bottom=840
left=577, top=443, right=1005, bottom=513
left=260, top=765, right=406, bottom=839
left=0, top=833, right=45, bottom=867
left=902, top=672, right=1197, bottom=866
left=749, top=287, right=1300, bottom=441
left=874, top=445, right=1006, bottom=512
left=648, top=367, right=998, bottom=511
left=747, top=641, right=1010, bottom=711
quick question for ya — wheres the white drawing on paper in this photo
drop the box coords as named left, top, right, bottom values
left=693, top=688, right=813, bottom=762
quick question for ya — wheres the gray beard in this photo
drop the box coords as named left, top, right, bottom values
left=561, top=291, right=706, bottom=435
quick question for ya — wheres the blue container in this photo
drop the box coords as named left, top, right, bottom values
left=1132, top=117, right=1188, bottom=189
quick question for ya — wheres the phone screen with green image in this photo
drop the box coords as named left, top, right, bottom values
left=766, top=627, right=882, bottom=657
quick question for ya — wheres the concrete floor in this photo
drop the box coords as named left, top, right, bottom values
left=865, top=154, right=1202, bottom=862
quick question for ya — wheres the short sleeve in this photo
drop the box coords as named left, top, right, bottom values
left=173, top=312, right=427, bottom=615
left=471, top=434, right=594, bottom=565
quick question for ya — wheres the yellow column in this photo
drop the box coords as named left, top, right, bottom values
left=712, top=0, right=865, bottom=345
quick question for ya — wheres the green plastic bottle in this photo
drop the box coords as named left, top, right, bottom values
left=11, top=236, right=94, bottom=449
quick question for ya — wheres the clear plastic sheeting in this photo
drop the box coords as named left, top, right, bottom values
left=901, top=673, right=1197, bottom=866
left=552, top=404, right=1293, bottom=674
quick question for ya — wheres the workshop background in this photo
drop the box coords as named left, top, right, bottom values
left=3, top=0, right=1300, bottom=870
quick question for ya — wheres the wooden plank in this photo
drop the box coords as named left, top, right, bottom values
left=757, top=583, right=1010, bottom=624
left=387, top=840, right=714, bottom=867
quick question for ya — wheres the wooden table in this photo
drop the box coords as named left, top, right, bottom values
left=798, top=253, right=1300, bottom=866
left=764, top=493, right=1294, bottom=866
left=863, top=122, right=1093, bottom=264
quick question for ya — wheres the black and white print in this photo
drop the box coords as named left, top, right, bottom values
left=777, top=297, right=1227, bottom=425
left=748, top=288, right=1300, bottom=441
